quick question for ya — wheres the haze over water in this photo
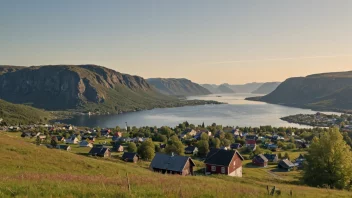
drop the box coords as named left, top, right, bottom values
left=60, top=93, right=337, bottom=128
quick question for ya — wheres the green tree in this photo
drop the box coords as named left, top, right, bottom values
left=211, top=137, right=221, bottom=149
left=303, top=128, right=352, bottom=189
left=165, top=135, right=185, bottom=155
left=137, top=139, right=155, bottom=161
left=200, top=132, right=209, bottom=141
left=35, top=136, right=41, bottom=146
left=278, top=152, right=282, bottom=159
left=51, top=137, right=58, bottom=148
left=197, top=140, right=210, bottom=157
left=284, top=152, right=290, bottom=160
left=127, top=142, right=137, bottom=153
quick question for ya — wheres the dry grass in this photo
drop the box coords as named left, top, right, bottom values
left=0, top=132, right=351, bottom=198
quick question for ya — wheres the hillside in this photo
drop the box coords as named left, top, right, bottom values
left=227, top=83, right=264, bottom=93
left=217, top=84, right=235, bottom=93
left=201, top=84, right=220, bottom=94
left=0, top=65, right=25, bottom=75
left=252, top=82, right=281, bottom=94
left=247, top=71, right=352, bottom=112
left=147, top=78, right=211, bottom=96
left=0, top=133, right=350, bottom=197
left=0, top=99, right=52, bottom=125
left=0, top=65, right=219, bottom=114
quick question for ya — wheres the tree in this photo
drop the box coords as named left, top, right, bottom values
left=137, top=139, right=155, bottom=161
left=284, top=152, right=290, bottom=160
left=202, top=122, right=205, bottom=128
left=278, top=152, right=282, bottom=159
left=51, top=137, right=58, bottom=148
left=211, top=137, right=221, bottom=149
left=165, top=135, right=185, bottom=155
left=127, top=142, right=137, bottom=153
left=197, top=140, right=209, bottom=157
left=200, top=133, right=209, bottom=141
left=35, top=136, right=41, bottom=146
left=303, top=128, right=352, bottom=189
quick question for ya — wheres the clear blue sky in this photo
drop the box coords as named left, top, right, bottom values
left=1, top=0, right=351, bottom=84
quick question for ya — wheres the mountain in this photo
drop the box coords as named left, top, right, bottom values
left=226, top=83, right=264, bottom=93
left=147, top=78, right=211, bottom=96
left=0, top=65, right=219, bottom=114
left=200, top=84, right=220, bottom=94
left=252, top=82, right=281, bottom=94
left=0, top=65, right=25, bottom=75
left=0, top=99, right=52, bottom=125
left=217, top=84, right=235, bottom=93
left=247, top=71, right=352, bottom=112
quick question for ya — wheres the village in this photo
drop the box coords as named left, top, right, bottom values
left=0, top=121, right=315, bottom=183
left=281, top=112, right=352, bottom=130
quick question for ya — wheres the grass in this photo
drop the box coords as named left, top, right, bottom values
left=0, top=133, right=351, bottom=197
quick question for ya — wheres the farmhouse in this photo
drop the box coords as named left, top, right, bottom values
left=122, top=152, right=139, bottom=163
left=88, top=147, right=111, bottom=158
left=80, top=140, right=93, bottom=148
left=150, top=153, right=195, bottom=176
left=264, top=154, right=279, bottom=163
left=112, top=143, right=124, bottom=152
left=278, top=159, right=295, bottom=171
left=65, top=136, right=79, bottom=144
left=204, top=149, right=244, bottom=177
left=252, top=154, right=268, bottom=167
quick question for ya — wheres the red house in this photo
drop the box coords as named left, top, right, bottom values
left=204, top=149, right=244, bottom=177
left=252, top=154, right=268, bottom=167
left=245, top=139, right=256, bottom=150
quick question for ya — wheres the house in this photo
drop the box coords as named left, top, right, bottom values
left=230, top=143, right=242, bottom=150
left=64, top=125, right=73, bottom=130
left=101, top=129, right=111, bottom=136
left=278, top=159, right=295, bottom=171
left=195, top=130, right=212, bottom=140
left=56, top=145, right=71, bottom=151
left=264, top=154, right=279, bottom=163
left=252, top=154, right=268, bottom=167
left=80, top=140, right=93, bottom=148
left=21, top=132, right=32, bottom=138
left=114, top=132, right=123, bottom=138
left=39, top=135, right=47, bottom=141
left=122, top=152, right=139, bottom=163
left=204, top=149, right=244, bottom=177
left=112, top=143, right=124, bottom=152
left=184, top=146, right=198, bottom=155
left=150, top=153, right=195, bottom=176
left=245, top=139, right=256, bottom=151
left=245, top=135, right=258, bottom=140
left=294, top=154, right=306, bottom=168
left=266, top=144, right=278, bottom=151
left=112, top=136, right=120, bottom=142
left=65, top=136, right=79, bottom=144
left=88, top=147, right=111, bottom=158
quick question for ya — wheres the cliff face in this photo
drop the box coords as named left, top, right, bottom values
left=0, top=65, right=169, bottom=112
left=147, top=78, right=211, bottom=96
left=255, top=71, right=352, bottom=111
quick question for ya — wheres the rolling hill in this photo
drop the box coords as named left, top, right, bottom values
left=0, top=99, right=52, bottom=125
left=147, top=78, right=211, bottom=96
left=0, top=133, right=350, bottom=197
left=226, top=83, right=264, bottom=93
left=0, top=65, right=219, bottom=114
left=252, top=82, right=281, bottom=94
left=247, top=71, right=352, bottom=112
left=217, top=84, right=235, bottom=93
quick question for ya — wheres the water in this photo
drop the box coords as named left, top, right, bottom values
left=59, top=93, right=339, bottom=128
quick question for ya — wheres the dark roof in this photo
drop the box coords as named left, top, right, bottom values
left=231, top=143, right=242, bottom=149
left=122, top=152, right=138, bottom=160
left=150, top=153, right=195, bottom=172
left=205, top=149, right=244, bottom=166
left=254, top=154, right=268, bottom=162
left=279, top=159, right=295, bottom=169
left=57, top=145, right=70, bottom=150
left=88, top=147, right=109, bottom=155
left=185, top=146, right=197, bottom=152
left=264, top=154, right=278, bottom=161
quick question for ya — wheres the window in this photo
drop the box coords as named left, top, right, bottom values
left=221, top=167, right=226, bottom=174
left=211, top=166, right=216, bottom=171
left=233, top=161, right=236, bottom=166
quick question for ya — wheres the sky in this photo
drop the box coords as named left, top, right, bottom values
left=1, top=0, right=352, bottom=84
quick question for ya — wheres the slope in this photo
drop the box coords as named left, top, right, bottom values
left=217, top=84, right=235, bottom=93
left=252, top=82, right=281, bottom=94
left=147, top=78, right=211, bottom=96
left=247, top=71, right=352, bottom=112
left=0, top=99, right=52, bottom=125
left=0, top=65, right=219, bottom=114
left=0, top=133, right=350, bottom=198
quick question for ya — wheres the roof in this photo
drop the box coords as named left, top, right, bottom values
left=279, top=159, right=295, bottom=169
left=231, top=143, right=242, bottom=149
left=205, top=149, right=244, bottom=166
left=185, top=146, right=197, bottom=152
left=254, top=154, right=268, bottom=162
left=122, top=152, right=138, bottom=159
left=246, top=139, right=256, bottom=145
left=89, top=147, right=109, bottom=155
left=150, top=153, right=195, bottom=172
left=57, top=145, right=70, bottom=150
left=264, top=154, right=278, bottom=160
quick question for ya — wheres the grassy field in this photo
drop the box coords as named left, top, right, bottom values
left=0, top=132, right=351, bottom=198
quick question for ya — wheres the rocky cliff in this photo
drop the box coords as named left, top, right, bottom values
left=147, top=78, right=211, bottom=96
left=0, top=65, right=180, bottom=113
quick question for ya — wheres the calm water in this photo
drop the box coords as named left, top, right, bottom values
left=60, top=94, right=338, bottom=128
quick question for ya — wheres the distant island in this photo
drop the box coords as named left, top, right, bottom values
left=246, top=70, right=352, bottom=113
